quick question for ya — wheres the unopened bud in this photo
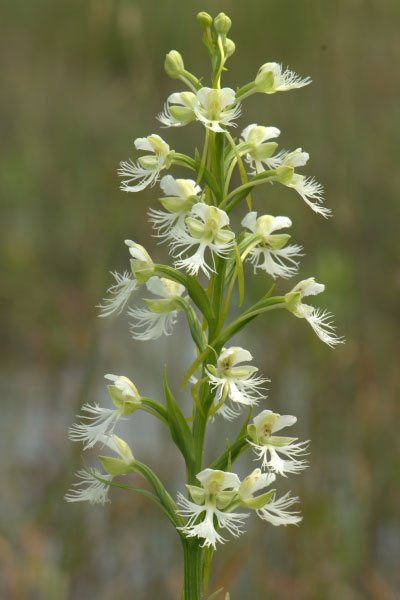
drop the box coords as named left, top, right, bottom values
left=225, top=38, right=236, bottom=59
left=197, top=11, right=212, bottom=28
left=164, top=50, right=184, bottom=78
left=214, top=12, right=232, bottom=35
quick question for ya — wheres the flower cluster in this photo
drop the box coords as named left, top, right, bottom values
left=66, top=10, right=344, bottom=592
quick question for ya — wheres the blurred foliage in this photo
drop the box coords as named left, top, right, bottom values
left=1, top=0, right=400, bottom=598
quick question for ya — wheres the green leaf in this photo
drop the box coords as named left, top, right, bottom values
left=209, top=436, right=249, bottom=471
left=163, top=367, right=194, bottom=464
left=175, top=297, right=206, bottom=352
left=233, top=243, right=244, bottom=305
left=238, top=406, right=253, bottom=439
left=206, top=588, right=224, bottom=600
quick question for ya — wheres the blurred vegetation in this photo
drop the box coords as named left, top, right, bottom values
left=1, top=0, right=400, bottom=598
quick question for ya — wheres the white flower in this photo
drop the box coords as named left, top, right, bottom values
left=257, top=492, right=302, bottom=526
left=206, top=347, right=269, bottom=420
left=97, top=271, right=137, bottom=317
left=193, top=88, right=241, bottom=132
left=238, top=468, right=276, bottom=502
left=158, top=88, right=240, bottom=132
left=65, top=469, right=112, bottom=505
left=255, top=62, right=311, bottom=94
left=118, top=135, right=173, bottom=192
left=148, top=175, right=202, bottom=239
left=288, top=174, right=330, bottom=217
left=275, top=149, right=331, bottom=218
left=97, top=242, right=154, bottom=317
left=157, top=92, right=197, bottom=127
left=68, top=404, right=125, bottom=449
left=104, top=373, right=141, bottom=402
left=125, top=239, right=154, bottom=283
left=240, top=124, right=281, bottom=174
left=171, top=204, right=235, bottom=277
left=285, top=278, right=344, bottom=347
left=177, top=469, right=247, bottom=550
left=237, top=468, right=301, bottom=525
left=241, top=212, right=303, bottom=279
left=128, top=276, right=185, bottom=341
left=248, top=409, right=309, bottom=476
left=68, top=375, right=140, bottom=449
left=100, top=434, right=135, bottom=466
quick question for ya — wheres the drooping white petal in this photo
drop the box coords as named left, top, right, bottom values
left=177, top=493, right=247, bottom=550
left=65, top=469, right=112, bottom=505
left=68, top=403, right=124, bottom=449
left=97, top=271, right=137, bottom=317
left=128, top=307, right=178, bottom=341
left=257, top=492, right=302, bottom=526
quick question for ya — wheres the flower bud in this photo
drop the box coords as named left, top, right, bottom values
left=164, top=50, right=184, bottom=79
left=225, top=38, right=236, bottom=59
left=197, top=11, right=212, bottom=28
left=214, top=12, right=232, bottom=35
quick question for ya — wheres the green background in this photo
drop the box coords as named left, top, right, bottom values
left=1, top=0, right=399, bottom=598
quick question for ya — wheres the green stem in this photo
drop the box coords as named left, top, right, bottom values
left=182, top=539, right=204, bottom=600
left=225, top=172, right=276, bottom=203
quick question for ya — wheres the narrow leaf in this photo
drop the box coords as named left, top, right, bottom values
left=163, top=367, right=194, bottom=463
left=233, top=242, right=245, bottom=305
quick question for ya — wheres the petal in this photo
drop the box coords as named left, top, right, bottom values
left=134, top=137, right=153, bottom=152
left=241, top=211, right=258, bottom=232
left=219, top=87, right=236, bottom=109
left=268, top=216, right=292, bottom=233
left=160, top=174, right=181, bottom=197
left=253, top=409, right=273, bottom=430
left=271, top=414, right=297, bottom=433
left=145, top=276, right=168, bottom=299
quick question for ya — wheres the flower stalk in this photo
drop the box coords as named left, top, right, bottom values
left=66, top=11, right=344, bottom=600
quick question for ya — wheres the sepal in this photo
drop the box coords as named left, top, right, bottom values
left=185, top=484, right=206, bottom=505
left=284, top=291, right=302, bottom=312
left=275, top=165, right=294, bottom=185
left=239, top=489, right=275, bottom=510
left=107, top=385, right=141, bottom=415
left=216, top=490, right=237, bottom=510
left=98, top=455, right=133, bottom=476
left=247, top=423, right=257, bottom=443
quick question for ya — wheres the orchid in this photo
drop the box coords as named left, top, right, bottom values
left=148, top=175, right=202, bottom=239
left=118, top=135, right=174, bottom=192
left=255, top=62, right=312, bottom=94
left=128, top=276, right=185, bottom=340
left=67, top=12, right=343, bottom=600
left=248, top=410, right=309, bottom=476
left=240, top=124, right=281, bottom=174
left=68, top=375, right=140, bottom=449
left=206, top=346, right=269, bottom=420
left=241, top=211, right=303, bottom=278
left=171, top=204, right=235, bottom=277
left=285, top=278, right=345, bottom=347
left=177, top=469, right=247, bottom=549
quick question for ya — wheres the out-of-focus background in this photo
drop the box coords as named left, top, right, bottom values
left=1, top=0, right=400, bottom=598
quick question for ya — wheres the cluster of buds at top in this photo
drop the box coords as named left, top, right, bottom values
left=66, top=11, right=344, bottom=562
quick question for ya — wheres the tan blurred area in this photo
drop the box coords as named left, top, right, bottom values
left=1, top=1, right=400, bottom=598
